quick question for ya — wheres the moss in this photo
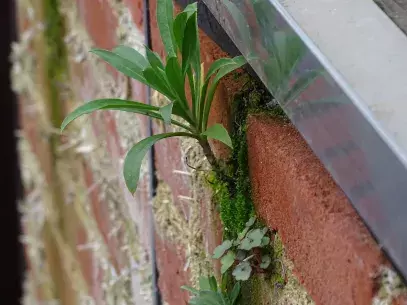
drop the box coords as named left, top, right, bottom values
left=212, top=78, right=287, bottom=238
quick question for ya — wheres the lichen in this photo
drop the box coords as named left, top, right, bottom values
left=372, top=266, right=407, bottom=305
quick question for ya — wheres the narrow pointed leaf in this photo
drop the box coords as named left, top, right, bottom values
left=229, top=282, right=241, bottom=305
left=159, top=101, right=174, bottom=124
left=181, top=285, right=200, bottom=295
left=205, top=56, right=245, bottom=81
left=182, top=12, right=199, bottom=75
left=183, top=2, right=197, bottom=13
left=143, top=67, right=175, bottom=99
left=90, top=49, right=146, bottom=83
left=173, top=12, right=188, bottom=50
left=208, top=276, right=218, bottom=292
left=157, top=0, right=176, bottom=57
left=112, top=45, right=149, bottom=69
left=202, top=58, right=246, bottom=129
left=61, top=99, right=158, bottom=131
left=212, top=57, right=246, bottom=84
left=146, top=47, right=165, bottom=70
left=173, top=3, right=197, bottom=50
left=124, top=132, right=192, bottom=193
left=202, top=124, right=232, bottom=148
left=173, top=102, right=194, bottom=124
left=165, top=57, right=187, bottom=106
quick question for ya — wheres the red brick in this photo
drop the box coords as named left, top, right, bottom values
left=247, top=114, right=387, bottom=305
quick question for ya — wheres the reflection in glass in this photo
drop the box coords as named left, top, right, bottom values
left=204, top=0, right=407, bottom=279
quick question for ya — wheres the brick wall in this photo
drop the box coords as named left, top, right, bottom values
left=16, top=0, right=406, bottom=304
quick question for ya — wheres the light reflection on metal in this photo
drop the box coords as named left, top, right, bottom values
left=203, top=0, right=407, bottom=279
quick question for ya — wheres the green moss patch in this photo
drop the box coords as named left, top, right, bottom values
left=211, top=78, right=286, bottom=238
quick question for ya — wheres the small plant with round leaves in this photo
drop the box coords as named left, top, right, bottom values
left=181, top=275, right=241, bottom=305
left=60, top=0, right=246, bottom=194
left=213, top=216, right=272, bottom=281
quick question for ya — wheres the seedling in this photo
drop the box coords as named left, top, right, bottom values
left=213, top=216, right=272, bottom=281
left=60, top=0, right=246, bottom=194
left=182, top=276, right=241, bottom=305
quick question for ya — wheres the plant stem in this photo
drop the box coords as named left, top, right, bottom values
left=199, top=138, right=217, bottom=168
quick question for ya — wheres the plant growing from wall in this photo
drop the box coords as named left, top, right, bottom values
left=60, top=0, right=246, bottom=193
left=182, top=276, right=241, bottom=305
left=213, top=216, right=272, bottom=281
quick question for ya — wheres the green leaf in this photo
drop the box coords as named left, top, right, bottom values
left=124, top=132, right=193, bottom=193
left=173, top=3, right=197, bottom=50
left=159, top=102, right=174, bottom=124
left=193, top=291, right=226, bottom=305
left=212, top=56, right=246, bottom=84
left=232, top=262, right=252, bottom=281
left=229, top=282, right=241, bottom=305
left=165, top=57, right=188, bottom=106
left=202, top=57, right=246, bottom=129
left=221, top=251, right=236, bottom=274
left=61, top=99, right=158, bottom=131
left=143, top=67, right=175, bottom=99
left=205, top=56, right=245, bottom=82
left=208, top=276, right=218, bottom=292
left=202, top=124, right=232, bottom=148
left=157, top=0, right=176, bottom=57
left=245, top=216, right=256, bottom=227
left=213, top=240, right=233, bottom=259
left=260, top=255, right=271, bottom=269
left=112, top=45, right=149, bottom=69
left=238, top=229, right=265, bottom=250
left=181, top=285, right=200, bottom=295
left=173, top=12, right=189, bottom=50
left=183, top=2, right=197, bottom=13
left=262, top=227, right=268, bottom=235
left=182, top=12, right=199, bottom=75
left=90, top=49, right=146, bottom=83
left=237, top=227, right=249, bottom=240
left=261, top=236, right=270, bottom=247
left=199, top=276, right=211, bottom=291
left=146, top=47, right=165, bottom=70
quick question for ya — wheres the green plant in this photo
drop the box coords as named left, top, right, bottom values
left=60, top=0, right=246, bottom=193
left=213, top=216, right=272, bottom=281
left=182, top=276, right=241, bottom=305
